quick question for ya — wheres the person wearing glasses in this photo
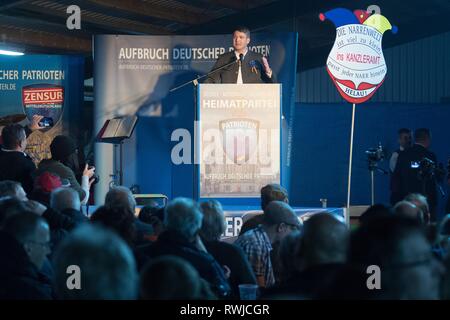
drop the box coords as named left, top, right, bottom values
left=234, top=201, right=302, bottom=288
left=0, top=211, right=52, bottom=299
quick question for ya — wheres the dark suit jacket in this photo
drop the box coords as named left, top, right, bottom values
left=0, top=231, right=53, bottom=299
left=392, top=144, right=438, bottom=219
left=139, top=230, right=231, bottom=298
left=0, top=149, right=36, bottom=194
left=203, top=240, right=257, bottom=299
left=204, top=50, right=276, bottom=84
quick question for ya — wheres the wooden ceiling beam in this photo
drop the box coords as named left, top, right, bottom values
left=0, top=0, right=34, bottom=11
left=22, top=2, right=172, bottom=35
left=86, top=0, right=207, bottom=25
left=0, top=25, right=91, bottom=52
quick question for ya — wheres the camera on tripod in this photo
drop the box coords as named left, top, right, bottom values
left=365, top=143, right=384, bottom=170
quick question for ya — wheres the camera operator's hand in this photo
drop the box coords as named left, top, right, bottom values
left=83, top=164, right=95, bottom=179
left=29, top=115, right=44, bottom=131
left=89, top=177, right=97, bottom=188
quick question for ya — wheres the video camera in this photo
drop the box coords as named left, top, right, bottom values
left=365, top=143, right=384, bottom=162
left=88, top=165, right=100, bottom=185
left=414, top=157, right=446, bottom=181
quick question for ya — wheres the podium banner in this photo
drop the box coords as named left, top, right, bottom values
left=199, top=84, right=281, bottom=198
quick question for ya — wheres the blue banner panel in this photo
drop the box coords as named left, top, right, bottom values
left=0, top=55, right=84, bottom=164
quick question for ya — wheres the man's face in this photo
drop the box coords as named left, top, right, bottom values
left=398, top=132, right=412, bottom=149
left=233, top=31, right=250, bottom=53
left=24, top=222, right=51, bottom=270
left=275, top=222, right=299, bottom=243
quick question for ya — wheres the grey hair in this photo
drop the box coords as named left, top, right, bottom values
left=199, top=200, right=225, bottom=242
left=52, top=224, right=138, bottom=300
left=105, top=186, right=136, bottom=212
left=50, top=187, right=80, bottom=211
left=0, top=180, right=22, bottom=198
left=164, top=197, right=203, bottom=239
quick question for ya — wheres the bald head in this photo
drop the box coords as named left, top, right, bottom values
left=394, top=201, right=424, bottom=224
left=300, top=213, right=349, bottom=269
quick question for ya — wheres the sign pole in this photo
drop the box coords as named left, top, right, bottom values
left=346, top=103, right=356, bottom=225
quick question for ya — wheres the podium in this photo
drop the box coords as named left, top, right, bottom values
left=97, top=116, right=138, bottom=186
left=197, top=84, right=281, bottom=199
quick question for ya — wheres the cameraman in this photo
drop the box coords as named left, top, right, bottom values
left=392, top=128, right=440, bottom=221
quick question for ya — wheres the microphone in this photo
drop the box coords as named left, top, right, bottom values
left=239, top=53, right=244, bottom=62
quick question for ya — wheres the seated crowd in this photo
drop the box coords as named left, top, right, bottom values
left=0, top=125, right=450, bottom=300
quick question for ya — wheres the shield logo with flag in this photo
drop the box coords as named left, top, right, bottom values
left=320, top=8, right=397, bottom=104
left=220, top=118, right=259, bottom=165
left=22, top=84, right=64, bottom=130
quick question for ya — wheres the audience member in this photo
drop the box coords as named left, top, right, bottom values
left=0, top=180, right=28, bottom=201
left=36, top=135, right=95, bottom=204
left=138, top=205, right=165, bottom=241
left=0, top=196, right=30, bottom=226
left=140, top=255, right=216, bottom=300
left=139, top=197, right=231, bottom=298
left=405, top=193, right=430, bottom=224
left=235, top=201, right=301, bottom=288
left=239, top=184, right=289, bottom=236
left=50, top=187, right=87, bottom=224
left=264, top=213, right=348, bottom=299
left=0, top=211, right=53, bottom=299
left=52, top=224, right=138, bottom=299
left=394, top=200, right=425, bottom=224
left=199, top=200, right=256, bottom=298
left=29, top=171, right=64, bottom=206
left=105, top=186, right=153, bottom=244
left=359, top=204, right=392, bottom=226
left=91, top=205, right=137, bottom=246
left=0, top=124, right=36, bottom=193
left=349, top=215, right=443, bottom=299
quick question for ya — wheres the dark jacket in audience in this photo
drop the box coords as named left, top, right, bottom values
left=36, top=159, right=86, bottom=200
left=261, top=263, right=346, bottom=299
left=0, top=149, right=36, bottom=194
left=60, top=208, right=89, bottom=225
left=204, top=240, right=257, bottom=299
left=42, top=207, right=76, bottom=231
left=0, top=231, right=53, bottom=299
left=139, top=229, right=231, bottom=298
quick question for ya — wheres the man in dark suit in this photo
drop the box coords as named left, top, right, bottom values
left=392, top=128, right=440, bottom=221
left=204, top=26, right=276, bottom=84
left=0, top=124, right=36, bottom=194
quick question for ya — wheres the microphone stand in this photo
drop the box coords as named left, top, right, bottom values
left=168, top=55, right=238, bottom=200
left=169, top=56, right=239, bottom=92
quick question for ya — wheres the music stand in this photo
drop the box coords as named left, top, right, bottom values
left=96, top=115, right=138, bottom=186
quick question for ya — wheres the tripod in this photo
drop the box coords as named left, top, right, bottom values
left=368, top=159, right=388, bottom=205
